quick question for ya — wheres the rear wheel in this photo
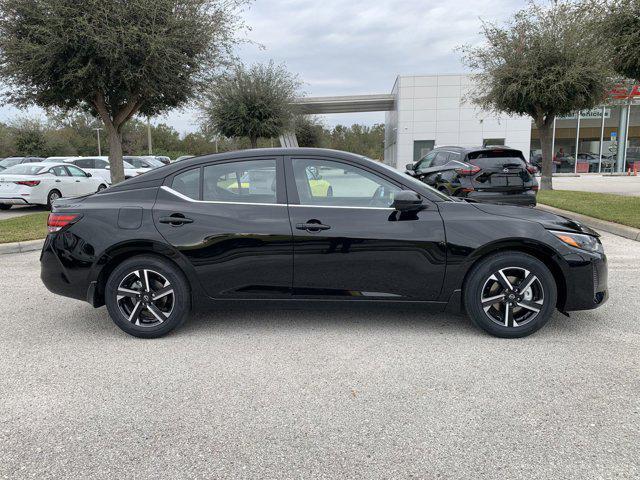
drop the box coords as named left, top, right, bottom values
left=47, top=190, right=61, bottom=209
left=463, top=252, right=557, bottom=338
left=97, top=184, right=107, bottom=192
left=105, top=255, right=191, bottom=338
left=0, top=204, right=12, bottom=210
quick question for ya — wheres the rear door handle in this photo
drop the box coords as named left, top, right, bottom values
left=159, top=215, right=194, bottom=226
left=296, top=222, right=330, bottom=232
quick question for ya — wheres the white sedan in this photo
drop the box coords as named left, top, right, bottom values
left=63, top=157, right=147, bottom=184
left=0, top=162, right=107, bottom=210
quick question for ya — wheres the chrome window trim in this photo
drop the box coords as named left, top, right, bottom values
left=160, top=186, right=285, bottom=207
left=290, top=204, right=394, bottom=211
left=161, top=186, right=394, bottom=210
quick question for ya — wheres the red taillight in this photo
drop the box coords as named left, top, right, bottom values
left=14, top=180, right=40, bottom=187
left=455, top=166, right=481, bottom=176
left=526, top=165, right=538, bottom=174
left=531, top=185, right=539, bottom=191
left=47, top=214, right=79, bottom=233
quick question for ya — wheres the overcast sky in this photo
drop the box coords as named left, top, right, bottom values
left=0, top=0, right=525, bottom=134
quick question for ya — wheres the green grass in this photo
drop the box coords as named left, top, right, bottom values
left=537, top=190, right=640, bottom=230
left=0, top=212, right=49, bottom=243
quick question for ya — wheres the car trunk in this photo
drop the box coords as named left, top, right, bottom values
left=0, top=174, right=40, bottom=194
left=467, top=150, right=532, bottom=192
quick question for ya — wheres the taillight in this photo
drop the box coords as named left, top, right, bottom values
left=526, top=165, right=538, bottom=174
left=455, top=166, right=481, bottom=176
left=14, top=180, right=40, bottom=187
left=47, top=213, right=79, bottom=233
left=531, top=185, right=539, bottom=191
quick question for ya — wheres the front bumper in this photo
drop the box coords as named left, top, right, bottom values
left=561, top=250, right=608, bottom=312
left=465, top=190, right=537, bottom=206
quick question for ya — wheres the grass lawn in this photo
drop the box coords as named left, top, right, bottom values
left=537, top=190, right=640, bottom=230
left=0, top=212, right=49, bottom=243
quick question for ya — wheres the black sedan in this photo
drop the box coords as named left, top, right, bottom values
left=406, top=146, right=538, bottom=206
left=41, top=148, right=607, bottom=338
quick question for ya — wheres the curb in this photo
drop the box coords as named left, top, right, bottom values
left=536, top=204, right=640, bottom=242
left=0, top=239, right=45, bottom=255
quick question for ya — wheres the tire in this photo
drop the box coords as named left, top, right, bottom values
left=326, top=186, right=333, bottom=197
left=97, top=184, right=107, bottom=192
left=463, top=252, right=557, bottom=338
left=105, top=255, right=191, bottom=338
left=47, top=190, right=62, bottom=209
left=0, top=204, right=12, bottom=210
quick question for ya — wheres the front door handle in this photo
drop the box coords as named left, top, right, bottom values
left=159, top=215, right=194, bottom=226
left=296, top=222, right=331, bottom=232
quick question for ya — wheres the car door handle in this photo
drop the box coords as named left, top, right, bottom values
left=55, top=179, right=61, bottom=182
left=296, top=222, right=330, bottom=232
left=75, top=180, right=81, bottom=182
left=159, top=215, right=194, bottom=226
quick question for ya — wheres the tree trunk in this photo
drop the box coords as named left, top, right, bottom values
left=537, top=118, right=554, bottom=191
left=107, top=126, right=125, bottom=184
left=250, top=136, right=258, bottom=149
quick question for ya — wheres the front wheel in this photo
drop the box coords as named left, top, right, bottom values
left=463, top=252, right=557, bottom=338
left=0, top=204, right=12, bottom=210
left=105, top=255, right=191, bottom=338
left=97, top=184, right=108, bottom=192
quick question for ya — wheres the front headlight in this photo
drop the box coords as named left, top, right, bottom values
left=550, top=230, right=603, bottom=253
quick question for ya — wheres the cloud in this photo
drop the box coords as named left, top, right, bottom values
left=0, top=0, right=526, bottom=133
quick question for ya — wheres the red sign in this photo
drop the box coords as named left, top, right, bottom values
left=610, top=85, right=640, bottom=100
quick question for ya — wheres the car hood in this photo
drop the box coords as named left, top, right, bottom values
left=471, top=202, right=599, bottom=236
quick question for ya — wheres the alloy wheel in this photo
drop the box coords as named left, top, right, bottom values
left=480, top=267, right=544, bottom=328
left=116, top=269, right=175, bottom=327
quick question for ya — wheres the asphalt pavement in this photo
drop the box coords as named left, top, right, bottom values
left=1, top=232, right=638, bottom=479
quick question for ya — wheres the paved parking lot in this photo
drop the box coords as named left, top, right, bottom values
left=1, top=232, right=639, bottom=479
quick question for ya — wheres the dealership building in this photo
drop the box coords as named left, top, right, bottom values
left=296, top=74, right=640, bottom=173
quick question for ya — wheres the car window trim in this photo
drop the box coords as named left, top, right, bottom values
left=160, top=186, right=287, bottom=207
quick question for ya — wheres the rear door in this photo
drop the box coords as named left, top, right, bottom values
left=153, top=156, right=293, bottom=299
left=49, top=165, right=76, bottom=197
left=286, top=156, right=446, bottom=301
left=466, top=149, right=534, bottom=192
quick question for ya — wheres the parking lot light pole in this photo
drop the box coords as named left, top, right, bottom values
left=94, top=127, right=103, bottom=156
left=147, top=118, right=153, bottom=155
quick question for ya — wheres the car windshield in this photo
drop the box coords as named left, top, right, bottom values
left=0, top=158, right=24, bottom=169
left=1, top=164, right=47, bottom=175
left=373, top=158, right=452, bottom=201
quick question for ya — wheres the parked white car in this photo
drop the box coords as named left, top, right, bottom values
left=63, top=157, right=144, bottom=184
left=0, top=162, right=107, bottom=209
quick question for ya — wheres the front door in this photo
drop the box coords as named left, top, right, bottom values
left=286, top=156, right=446, bottom=301
left=49, top=165, right=76, bottom=197
left=153, top=157, right=293, bottom=299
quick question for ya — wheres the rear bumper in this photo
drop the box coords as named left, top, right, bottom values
left=465, top=190, right=537, bottom=206
left=0, top=197, right=31, bottom=205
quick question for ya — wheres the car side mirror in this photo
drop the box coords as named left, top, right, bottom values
left=86, top=172, right=92, bottom=177
left=392, top=190, right=424, bottom=212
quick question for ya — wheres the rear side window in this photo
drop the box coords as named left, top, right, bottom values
left=203, top=159, right=277, bottom=204
left=432, top=151, right=450, bottom=167
left=172, top=168, right=200, bottom=200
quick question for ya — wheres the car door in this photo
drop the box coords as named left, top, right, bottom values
left=65, top=164, right=97, bottom=195
left=153, top=156, right=293, bottom=299
left=285, top=156, right=446, bottom=301
left=419, top=151, right=452, bottom=186
left=48, top=165, right=76, bottom=197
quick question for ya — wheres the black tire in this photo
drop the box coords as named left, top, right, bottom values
left=0, top=204, right=12, bottom=210
left=105, top=255, right=191, bottom=338
left=97, top=184, right=108, bottom=192
left=463, top=252, right=557, bottom=338
left=47, top=189, right=62, bottom=209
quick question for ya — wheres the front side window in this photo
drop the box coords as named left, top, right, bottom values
left=67, top=165, right=88, bottom=177
left=432, top=151, right=450, bottom=167
left=74, top=159, right=95, bottom=169
left=203, top=159, right=277, bottom=204
left=94, top=159, right=109, bottom=169
left=292, top=158, right=401, bottom=208
left=416, top=151, right=437, bottom=170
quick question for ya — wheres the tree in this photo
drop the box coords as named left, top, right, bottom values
left=0, top=0, right=248, bottom=183
left=601, top=0, right=640, bottom=82
left=201, top=61, right=301, bottom=148
left=460, top=1, right=614, bottom=189
left=295, top=116, right=326, bottom=148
